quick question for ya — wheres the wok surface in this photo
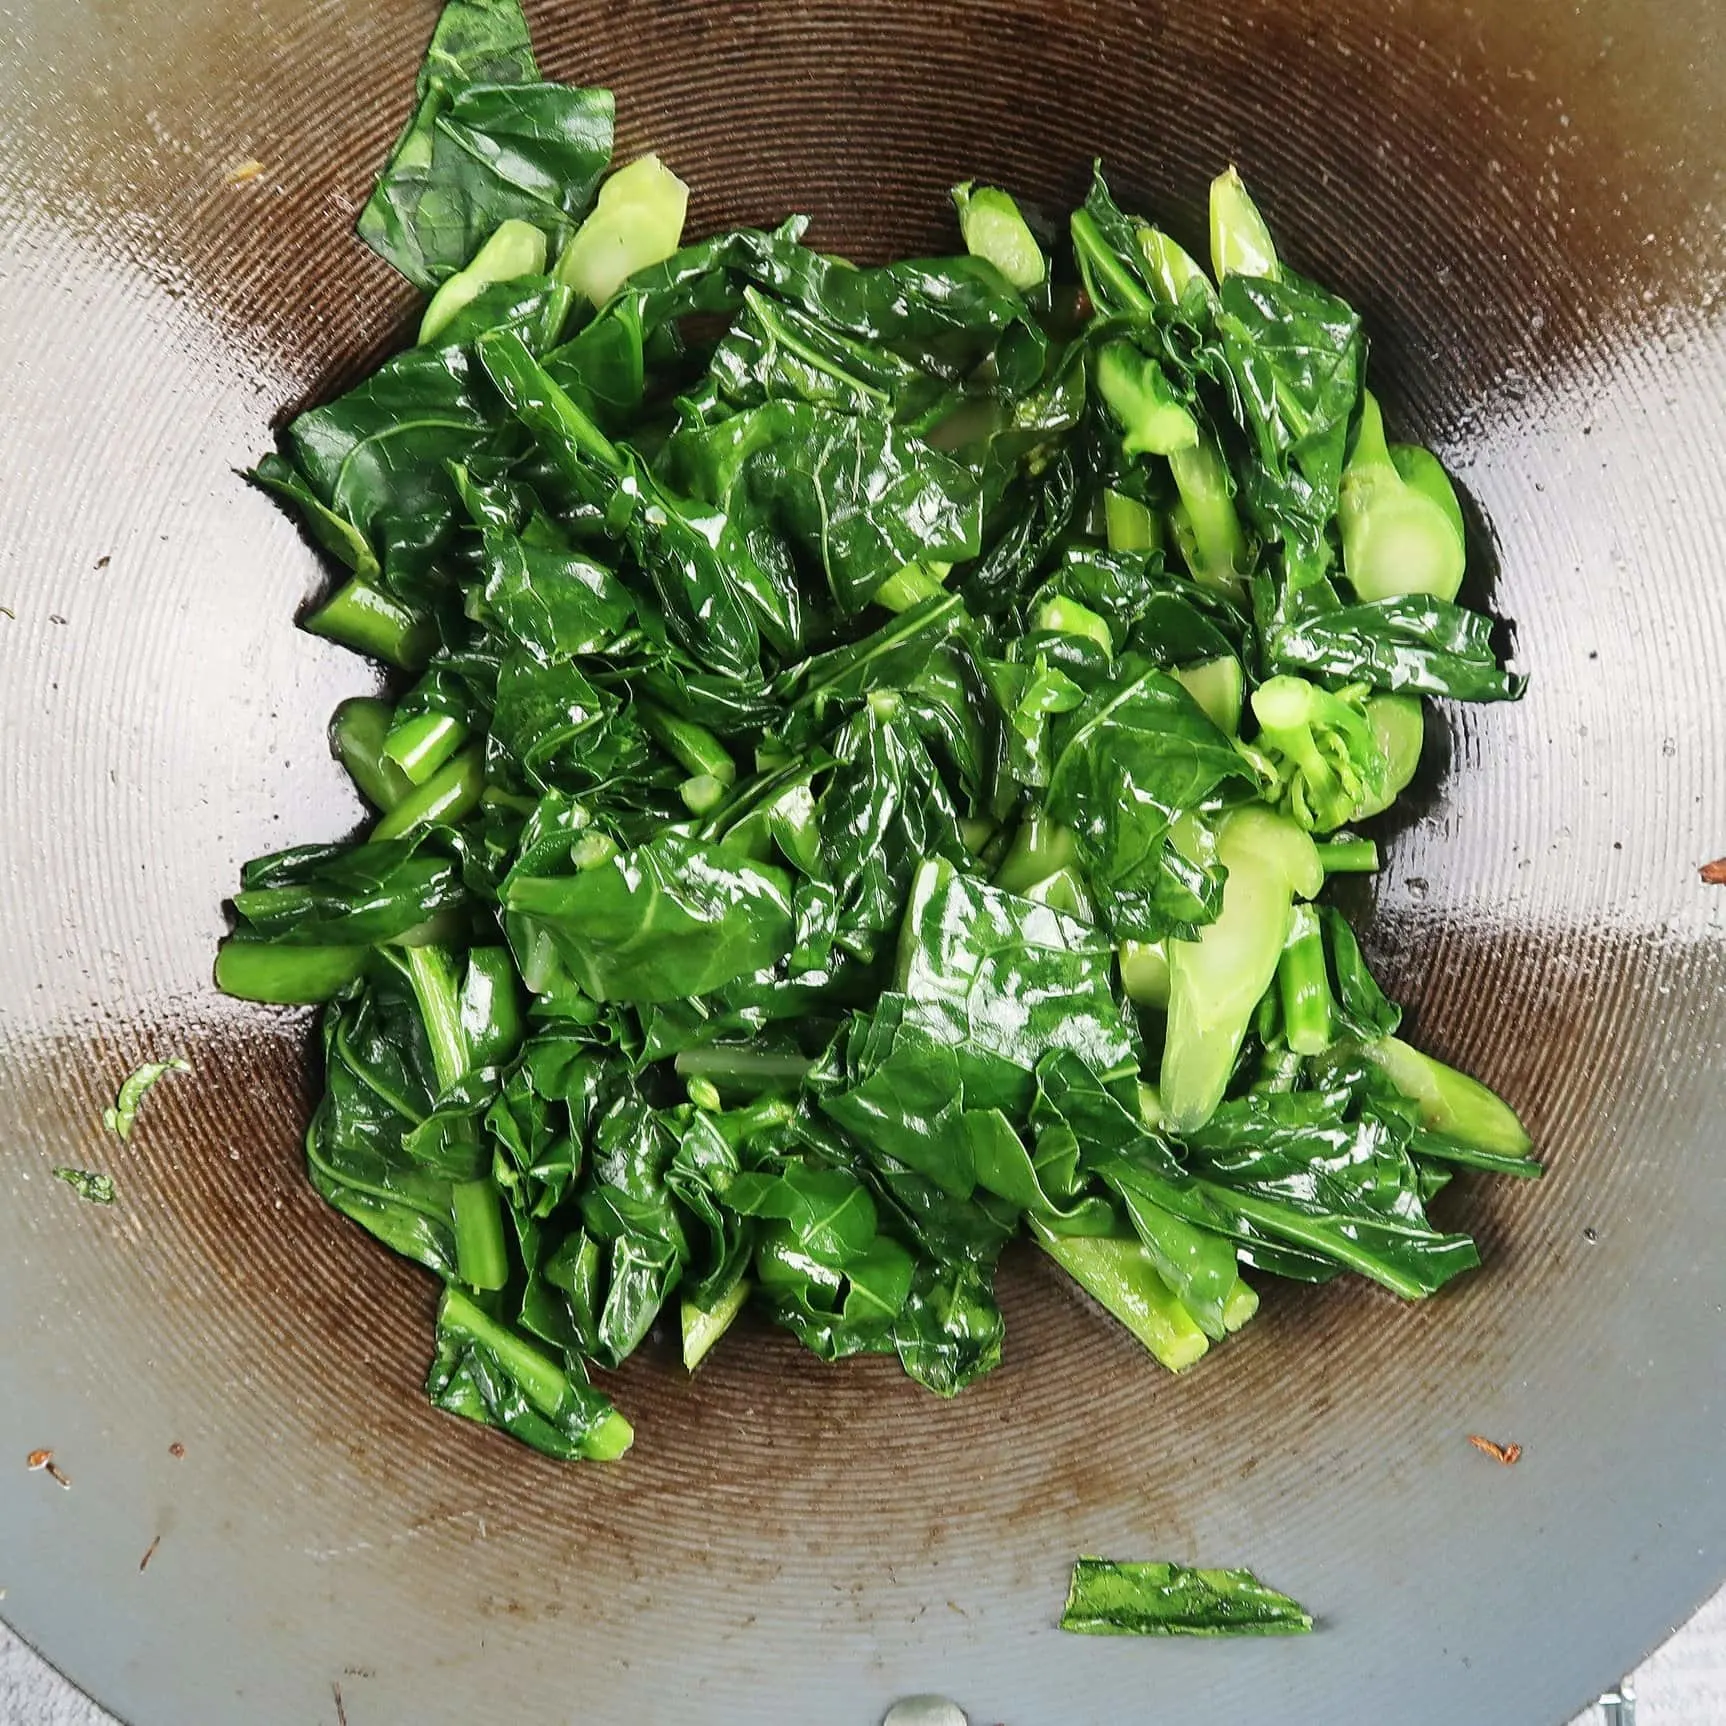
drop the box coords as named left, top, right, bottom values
left=1, top=2, right=1723, bottom=1722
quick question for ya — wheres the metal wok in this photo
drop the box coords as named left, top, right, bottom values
left=1, top=1, right=1722, bottom=1721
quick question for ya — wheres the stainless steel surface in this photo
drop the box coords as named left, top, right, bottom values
left=1, top=2, right=1723, bottom=1723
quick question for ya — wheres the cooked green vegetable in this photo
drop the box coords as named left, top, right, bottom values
left=52, top=1168, right=117, bottom=1206
left=222, top=0, right=1533, bottom=1462
left=1061, top=1557, right=1313, bottom=1636
left=101, top=1057, right=191, bottom=1141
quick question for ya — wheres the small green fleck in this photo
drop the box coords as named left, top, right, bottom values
left=53, top=1168, right=117, bottom=1206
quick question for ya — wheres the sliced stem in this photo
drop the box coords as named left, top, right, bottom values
left=214, top=939, right=367, bottom=1004
left=1119, top=939, right=1171, bottom=1010
left=1104, top=489, right=1161, bottom=553
left=1032, top=1221, right=1210, bottom=1372
left=555, top=154, right=689, bottom=306
left=1354, top=694, right=1425, bottom=818
left=994, top=813, right=1079, bottom=896
left=873, top=560, right=950, bottom=613
left=1209, top=166, right=1279, bottom=281
left=303, top=579, right=433, bottom=669
left=1339, top=391, right=1465, bottom=602
left=369, top=747, right=484, bottom=843
left=451, top=1178, right=509, bottom=1292
left=1222, top=1277, right=1259, bottom=1333
left=330, top=697, right=411, bottom=812
left=679, top=773, right=727, bottom=815
left=952, top=182, right=1045, bottom=289
left=1172, top=654, right=1243, bottom=735
left=1096, top=342, right=1199, bottom=457
left=672, top=1046, right=816, bottom=1091
left=1137, top=226, right=1217, bottom=308
left=420, top=217, right=548, bottom=346
left=1277, top=903, right=1334, bottom=1056
left=1161, top=808, right=1320, bottom=1133
left=1168, top=432, right=1247, bottom=595
left=638, top=701, right=736, bottom=785
left=682, top=1279, right=752, bottom=1372
left=1316, top=837, right=1381, bottom=875
left=383, top=712, right=469, bottom=786
left=400, top=945, right=469, bottom=1092
left=1034, top=594, right=1113, bottom=657
left=1365, top=1036, right=1533, bottom=1160
left=439, top=1287, right=569, bottom=1417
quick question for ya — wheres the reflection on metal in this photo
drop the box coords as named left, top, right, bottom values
left=1599, top=1681, right=1636, bottom=1725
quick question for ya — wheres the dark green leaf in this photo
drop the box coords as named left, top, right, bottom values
left=356, top=0, right=612, bottom=291
left=504, top=830, right=795, bottom=1003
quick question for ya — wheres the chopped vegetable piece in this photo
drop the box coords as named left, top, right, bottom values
left=102, top=1058, right=190, bottom=1140
left=1061, top=1557, right=1313, bottom=1636
left=52, top=1168, right=116, bottom=1205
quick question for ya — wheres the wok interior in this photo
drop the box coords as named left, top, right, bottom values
left=0, top=2, right=1721, bottom=1723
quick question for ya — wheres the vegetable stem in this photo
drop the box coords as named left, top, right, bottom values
left=682, top=1279, right=752, bottom=1371
left=1033, top=1221, right=1210, bottom=1372
left=1167, top=433, right=1247, bottom=594
left=1104, top=489, right=1160, bottom=553
left=1366, top=1036, right=1533, bottom=1160
left=419, top=216, right=547, bottom=346
left=383, top=712, right=470, bottom=786
left=1277, top=903, right=1334, bottom=1056
left=672, top=1046, right=816, bottom=1090
left=439, top=1288, right=569, bottom=1417
left=952, top=182, right=1046, bottom=289
left=400, top=945, right=469, bottom=1092
left=1208, top=166, right=1279, bottom=281
left=1315, top=837, right=1381, bottom=874
left=638, top=701, right=736, bottom=785
left=451, top=1178, right=510, bottom=1291
left=872, top=561, right=950, bottom=613
left=214, top=939, right=367, bottom=1004
left=369, top=747, right=484, bottom=842
left=303, top=579, right=433, bottom=669
left=330, top=697, right=411, bottom=812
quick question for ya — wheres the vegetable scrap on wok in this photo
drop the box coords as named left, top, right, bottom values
left=1060, top=1557, right=1313, bottom=1636
left=218, top=0, right=1535, bottom=1463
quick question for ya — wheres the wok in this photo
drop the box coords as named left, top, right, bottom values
left=2, top=1, right=1722, bottom=1722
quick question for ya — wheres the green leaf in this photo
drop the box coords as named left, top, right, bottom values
left=356, top=0, right=612, bottom=292
left=1045, top=655, right=1255, bottom=940
left=667, top=402, right=983, bottom=616
left=894, top=859, right=1141, bottom=1114
left=504, top=831, right=796, bottom=1003
left=1061, top=1558, right=1313, bottom=1636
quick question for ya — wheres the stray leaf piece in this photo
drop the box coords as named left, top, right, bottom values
left=225, top=159, right=266, bottom=185
left=52, top=1167, right=116, bottom=1205
left=102, top=1057, right=191, bottom=1140
left=1060, top=1557, right=1313, bottom=1637
left=26, top=1449, right=71, bottom=1489
left=139, top=1534, right=162, bottom=1573
left=1466, top=1433, right=1523, bottom=1466
left=1700, top=858, right=1726, bottom=885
